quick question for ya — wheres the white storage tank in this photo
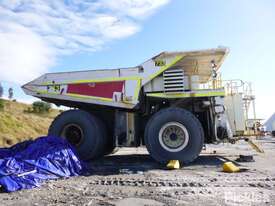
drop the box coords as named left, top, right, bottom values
left=224, top=93, right=246, bottom=136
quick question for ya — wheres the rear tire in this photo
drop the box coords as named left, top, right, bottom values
left=48, top=110, right=106, bottom=160
left=144, top=107, right=204, bottom=165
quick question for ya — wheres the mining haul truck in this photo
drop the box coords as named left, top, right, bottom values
left=22, top=47, right=256, bottom=164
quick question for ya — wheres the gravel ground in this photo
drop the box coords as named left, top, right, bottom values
left=1, top=136, right=275, bottom=206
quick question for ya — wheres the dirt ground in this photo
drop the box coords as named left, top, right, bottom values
left=1, top=136, right=275, bottom=206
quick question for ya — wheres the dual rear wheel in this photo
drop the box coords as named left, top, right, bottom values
left=48, top=110, right=115, bottom=160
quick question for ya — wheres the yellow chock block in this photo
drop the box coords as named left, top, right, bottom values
left=167, top=160, right=180, bottom=169
left=222, top=162, right=240, bottom=173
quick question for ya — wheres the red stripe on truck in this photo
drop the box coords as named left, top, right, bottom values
left=67, top=81, right=125, bottom=99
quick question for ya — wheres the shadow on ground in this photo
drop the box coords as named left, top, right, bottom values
left=86, top=154, right=234, bottom=176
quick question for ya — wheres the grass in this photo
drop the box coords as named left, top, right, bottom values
left=0, top=99, right=60, bottom=147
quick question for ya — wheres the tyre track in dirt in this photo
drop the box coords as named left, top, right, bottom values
left=84, top=176, right=275, bottom=189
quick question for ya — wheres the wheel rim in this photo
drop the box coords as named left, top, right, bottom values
left=158, top=122, right=189, bottom=152
left=61, top=123, right=84, bottom=147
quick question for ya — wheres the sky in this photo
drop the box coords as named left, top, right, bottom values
left=0, top=0, right=274, bottom=120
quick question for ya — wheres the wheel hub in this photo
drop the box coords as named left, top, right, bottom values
left=61, top=123, right=84, bottom=147
left=158, top=122, right=189, bottom=152
left=169, top=133, right=178, bottom=141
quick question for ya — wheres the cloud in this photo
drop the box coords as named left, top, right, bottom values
left=0, top=22, right=54, bottom=84
left=0, top=0, right=170, bottom=84
left=100, top=0, right=170, bottom=18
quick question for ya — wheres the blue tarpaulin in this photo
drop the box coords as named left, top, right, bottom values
left=0, top=136, right=86, bottom=192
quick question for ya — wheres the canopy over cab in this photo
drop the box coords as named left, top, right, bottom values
left=152, top=47, right=228, bottom=83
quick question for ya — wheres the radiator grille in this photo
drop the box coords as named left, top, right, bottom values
left=163, top=68, right=184, bottom=93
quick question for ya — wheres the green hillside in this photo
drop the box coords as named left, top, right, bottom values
left=0, top=99, right=59, bottom=147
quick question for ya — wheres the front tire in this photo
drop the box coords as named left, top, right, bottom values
left=48, top=110, right=107, bottom=160
left=144, top=107, right=204, bottom=165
